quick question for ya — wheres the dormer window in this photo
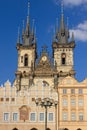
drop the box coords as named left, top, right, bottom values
left=61, top=53, right=66, bottom=65
left=24, top=54, right=28, bottom=66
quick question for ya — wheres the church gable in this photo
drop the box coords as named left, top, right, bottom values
left=58, top=76, right=87, bottom=88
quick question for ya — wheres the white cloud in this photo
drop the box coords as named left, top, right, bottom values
left=64, top=0, right=87, bottom=6
left=53, top=0, right=87, bottom=6
left=70, top=20, right=87, bottom=42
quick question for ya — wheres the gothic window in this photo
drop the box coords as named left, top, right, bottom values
left=24, top=54, right=28, bottom=66
left=61, top=53, right=66, bottom=65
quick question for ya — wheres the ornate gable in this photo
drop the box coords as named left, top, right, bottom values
left=34, top=52, right=54, bottom=77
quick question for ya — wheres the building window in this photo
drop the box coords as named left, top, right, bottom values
left=71, top=99, right=76, bottom=106
left=71, top=112, right=76, bottom=121
left=0, top=98, right=4, bottom=101
left=11, top=98, right=15, bottom=102
left=62, top=99, right=68, bottom=106
left=78, top=89, right=83, bottom=94
left=39, top=113, right=44, bottom=121
left=62, top=112, right=68, bottom=121
left=71, top=89, right=75, bottom=94
left=79, top=113, right=83, bottom=121
left=78, top=99, right=83, bottom=106
left=61, top=53, right=66, bottom=65
left=4, top=113, right=9, bottom=121
left=48, top=113, right=53, bottom=121
left=13, top=113, right=18, bottom=121
left=21, top=56, right=23, bottom=63
left=30, top=113, right=36, bottom=121
left=63, top=89, right=67, bottom=94
left=6, top=98, right=9, bottom=101
left=24, top=54, right=28, bottom=66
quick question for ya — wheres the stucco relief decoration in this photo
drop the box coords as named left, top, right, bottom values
left=19, top=105, right=30, bottom=121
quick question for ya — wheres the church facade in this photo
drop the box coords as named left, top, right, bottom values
left=0, top=2, right=87, bottom=130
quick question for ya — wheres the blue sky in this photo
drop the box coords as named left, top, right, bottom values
left=0, top=0, right=87, bottom=84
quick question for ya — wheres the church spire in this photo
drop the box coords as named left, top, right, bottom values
left=60, top=1, right=65, bottom=34
left=25, top=1, right=30, bottom=36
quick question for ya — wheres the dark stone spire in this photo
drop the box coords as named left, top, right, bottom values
left=22, top=1, right=36, bottom=46
left=55, top=2, right=70, bottom=44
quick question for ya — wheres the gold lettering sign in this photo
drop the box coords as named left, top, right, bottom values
left=19, top=106, right=30, bottom=121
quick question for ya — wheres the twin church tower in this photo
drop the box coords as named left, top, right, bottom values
left=15, top=2, right=75, bottom=91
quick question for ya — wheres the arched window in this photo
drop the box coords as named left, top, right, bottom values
left=24, top=54, right=28, bottom=66
left=61, top=53, right=66, bottom=65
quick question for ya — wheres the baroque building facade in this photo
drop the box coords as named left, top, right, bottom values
left=0, top=2, right=87, bottom=130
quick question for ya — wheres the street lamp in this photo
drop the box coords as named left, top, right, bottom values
left=35, top=97, right=58, bottom=130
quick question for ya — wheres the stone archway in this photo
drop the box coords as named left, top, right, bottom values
left=64, top=128, right=69, bottom=130
left=30, top=128, right=38, bottom=130
left=12, top=128, right=18, bottom=130
left=47, top=128, right=51, bottom=130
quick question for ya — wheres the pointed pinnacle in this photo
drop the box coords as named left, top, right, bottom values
left=17, top=27, right=20, bottom=43
left=72, top=32, right=75, bottom=41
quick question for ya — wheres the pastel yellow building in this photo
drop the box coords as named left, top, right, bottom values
left=0, top=2, right=87, bottom=130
